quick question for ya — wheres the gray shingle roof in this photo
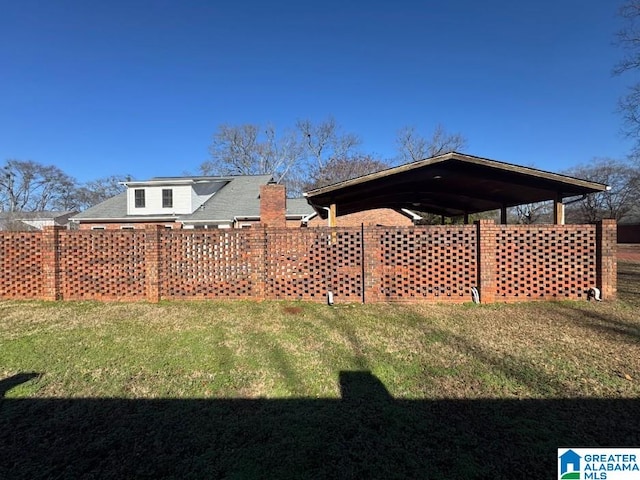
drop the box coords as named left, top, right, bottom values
left=0, top=219, right=39, bottom=231
left=0, top=211, right=76, bottom=220
left=72, top=192, right=128, bottom=220
left=286, top=197, right=316, bottom=217
left=184, top=175, right=271, bottom=223
left=71, top=175, right=315, bottom=224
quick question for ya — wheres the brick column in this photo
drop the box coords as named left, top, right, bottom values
left=476, top=219, right=497, bottom=304
left=596, top=219, right=617, bottom=300
left=145, top=225, right=163, bottom=302
left=42, top=226, right=62, bottom=300
left=260, top=184, right=287, bottom=227
left=362, top=226, right=382, bottom=303
left=247, top=227, right=267, bottom=300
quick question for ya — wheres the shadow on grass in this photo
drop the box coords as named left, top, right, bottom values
left=553, top=302, right=640, bottom=344
left=618, top=261, right=640, bottom=307
left=533, top=261, right=640, bottom=343
left=2, top=372, right=640, bottom=479
left=0, top=373, right=40, bottom=398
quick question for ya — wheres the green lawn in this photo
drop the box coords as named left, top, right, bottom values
left=1, top=262, right=639, bottom=478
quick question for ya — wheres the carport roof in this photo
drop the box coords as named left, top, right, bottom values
left=304, top=152, right=609, bottom=218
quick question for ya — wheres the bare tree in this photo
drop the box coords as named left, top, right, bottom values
left=72, top=175, right=129, bottom=211
left=0, top=159, right=77, bottom=212
left=396, top=124, right=467, bottom=163
left=201, top=118, right=363, bottom=196
left=564, top=158, right=640, bottom=223
left=510, top=202, right=552, bottom=224
left=615, top=0, right=640, bottom=155
left=296, top=117, right=361, bottom=170
left=304, top=155, right=389, bottom=191
left=201, top=124, right=303, bottom=182
left=414, top=211, right=499, bottom=225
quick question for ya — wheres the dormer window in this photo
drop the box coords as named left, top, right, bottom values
left=162, top=189, right=173, bottom=208
left=134, top=189, right=145, bottom=208
left=123, top=178, right=225, bottom=216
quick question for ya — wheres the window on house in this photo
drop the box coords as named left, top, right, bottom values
left=134, top=189, right=145, bottom=208
left=91, top=226, right=106, bottom=231
left=162, top=189, right=173, bottom=208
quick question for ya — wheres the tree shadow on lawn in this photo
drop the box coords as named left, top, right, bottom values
left=618, top=261, right=640, bottom=307
left=2, top=372, right=639, bottom=479
left=529, top=261, right=640, bottom=343
left=552, top=302, right=640, bottom=344
left=0, top=373, right=40, bottom=398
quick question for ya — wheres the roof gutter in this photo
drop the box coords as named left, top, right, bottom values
left=301, top=211, right=318, bottom=224
left=232, top=213, right=316, bottom=223
left=72, top=215, right=178, bottom=223
left=400, top=208, right=423, bottom=221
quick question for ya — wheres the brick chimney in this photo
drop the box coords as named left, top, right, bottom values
left=260, top=183, right=286, bottom=227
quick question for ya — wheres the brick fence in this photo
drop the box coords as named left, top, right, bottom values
left=618, top=224, right=640, bottom=244
left=0, top=220, right=616, bottom=303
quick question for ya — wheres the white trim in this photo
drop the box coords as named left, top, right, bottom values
left=76, top=216, right=178, bottom=222
left=400, top=208, right=423, bottom=221
left=301, top=212, right=318, bottom=224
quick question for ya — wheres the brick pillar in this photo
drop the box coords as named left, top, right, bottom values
left=476, top=219, right=497, bottom=304
left=362, top=226, right=382, bottom=303
left=145, top=225, right=163, bottom=303
left=596, top=219, right=617, bottom=300
left=260, top=183, right=286, bottom=227
left=42, top=226, right=62, bottom=300
left=247, top=227, right=267, bottom=300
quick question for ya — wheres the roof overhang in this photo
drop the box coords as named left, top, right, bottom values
left=72, top=215, right=178, bottom=223
left=304, top=152, right=609, bottom=218
left=181, top=219, right=234, bottom=225
left=122, top=177, right=234, bottom=188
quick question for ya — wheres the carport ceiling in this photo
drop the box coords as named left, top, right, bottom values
left=304, top=152, right=609, bottom=218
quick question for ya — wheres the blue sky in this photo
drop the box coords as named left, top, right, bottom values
left=0, top=0, right=633, bottom=182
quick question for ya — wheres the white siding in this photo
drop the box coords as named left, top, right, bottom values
left=171, top=186, right=193, bottom=213
left=127, top=185, right=194, bottom=215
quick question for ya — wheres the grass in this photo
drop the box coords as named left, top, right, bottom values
left=1, top=262, right=639, bottom=478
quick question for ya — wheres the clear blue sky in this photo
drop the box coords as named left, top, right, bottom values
left=0, top=0, right=633, bottom=182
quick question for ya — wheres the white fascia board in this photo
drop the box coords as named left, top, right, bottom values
left=182, top=219, right=231, bottom=225
left=75, top=216, right=178, bottom=222
left=400, top=208, right=423, bottom=220
left=123, top=179, right=196, bottom=188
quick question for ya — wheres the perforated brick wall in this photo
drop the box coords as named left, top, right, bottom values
left=494, top=225, right=597, bottom=301
left=374, top=226, right=477, bottom=302
left=0, top=221, right=617, bottom=303
left=58, top=230, right=147, bottom=301
left=0, top=232, right=43, bottom=298
left=159, top=230, right=255, bottom=299
left=264, top=228, right=363, bottom=301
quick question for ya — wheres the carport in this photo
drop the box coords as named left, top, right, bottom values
left=304, top=152, right=609, bottom=225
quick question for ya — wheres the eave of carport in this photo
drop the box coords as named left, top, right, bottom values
left=304, top=152, right=609, bottom=224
